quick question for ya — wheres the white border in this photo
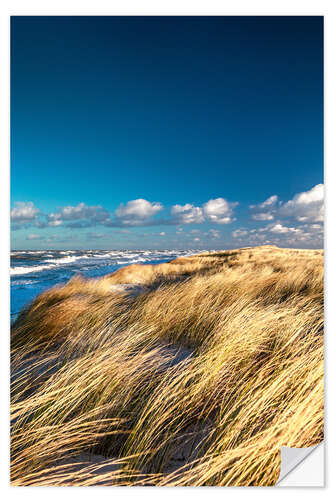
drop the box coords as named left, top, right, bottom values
left=1, top=2, right=331, bottom=498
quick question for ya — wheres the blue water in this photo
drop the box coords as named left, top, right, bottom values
left=10, top=249, right=200, bottom=319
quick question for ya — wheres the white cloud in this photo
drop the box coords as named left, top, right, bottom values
left=250, top=195, right=278, bottom=221
left=252, top=213, right=275, bottom=221
left=208, top=229, right=221, bottom=239
left=26, top=233, right=44, bottom=240
left=244, top=220, right=323, bottom=249
left=171, top=204, right=204, bottom=224
left=171, top=197, right=237, bottom=225
left=160, top=232, right=166, bottom=236
left=250, top=185, right=324, bottom=224
left=258, top=195, right=278, bottom=208
left=202, top=198, right=237, bottom=224
left=279, top=184, right=324, bottom=223
left=49, top=202, right=109, bottom=227
left=269, top=223, right=300, bottom=234
left=11, top=202, right=40, bottom=223
left=116, top=199, right=163, bottom=219
left=232, top=229, right=248, bottom=238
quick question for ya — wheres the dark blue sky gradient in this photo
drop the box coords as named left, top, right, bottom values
left=11, top=16, right=323, bottom=249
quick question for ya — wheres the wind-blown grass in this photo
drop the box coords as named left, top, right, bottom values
left=10, top=245, right=324, bottom=486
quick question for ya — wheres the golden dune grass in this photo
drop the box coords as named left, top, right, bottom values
left=10, top=245, right=324, bottom=486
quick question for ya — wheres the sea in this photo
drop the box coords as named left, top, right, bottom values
left=10, top=249, right=202, bottom=320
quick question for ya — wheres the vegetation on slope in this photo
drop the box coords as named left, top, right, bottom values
left=11, top=246, right=324, bottom=486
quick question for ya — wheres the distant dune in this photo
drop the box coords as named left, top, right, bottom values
left=11, top=246, right=324, bottom=486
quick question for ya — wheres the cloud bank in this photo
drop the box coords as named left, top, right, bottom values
left=170, top=197, right=237, bottom=225
left=12, top=196, right=238, bottom=230
left=11, top=185, right=323, bottom=249
left=250, top=184, right=324, bottom=224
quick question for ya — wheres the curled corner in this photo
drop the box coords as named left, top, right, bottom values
left=276, top=442, right=324, bottom=486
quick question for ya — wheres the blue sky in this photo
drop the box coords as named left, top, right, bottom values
left=11, top=16, right=323, bottom=250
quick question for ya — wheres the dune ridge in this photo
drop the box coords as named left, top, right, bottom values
left=11, top=245, right=324, bottom=486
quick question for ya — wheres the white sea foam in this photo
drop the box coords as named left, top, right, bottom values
left=11, top=256, right=86, bottom=276
left=10, top=264, right=54, bottom=276
left=13, top=279, right=37, bottom=285
left=10, top=250, right=205, bottom=277
left=43, top=255, right=83, bottom=264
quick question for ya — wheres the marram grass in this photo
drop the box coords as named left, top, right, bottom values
left=11, top=245, right=324, bottom=486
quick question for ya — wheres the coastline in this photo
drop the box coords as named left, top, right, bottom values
left=11, top=246, right=324, bottom=486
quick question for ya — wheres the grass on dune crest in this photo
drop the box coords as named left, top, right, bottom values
left=11, top=245, right=324, bottom=486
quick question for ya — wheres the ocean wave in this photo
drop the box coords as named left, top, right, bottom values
left=43, top=255, right=85, bottom=264
left=115, top=257, right=151, bottom=265
left=12, top=279, right=38, bottom=286
left=10, top=255, right=144, bottom=276
left=10, top=264, right=54, bottom=276
left=10, top=250, right=205, bottom=277
left=10, top=256, right=87, bottom=276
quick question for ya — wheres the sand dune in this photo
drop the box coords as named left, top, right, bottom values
left=11, top=246, right=324, bottom=486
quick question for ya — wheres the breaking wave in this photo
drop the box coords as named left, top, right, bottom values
left=10, top=249, right=207, bottom=316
